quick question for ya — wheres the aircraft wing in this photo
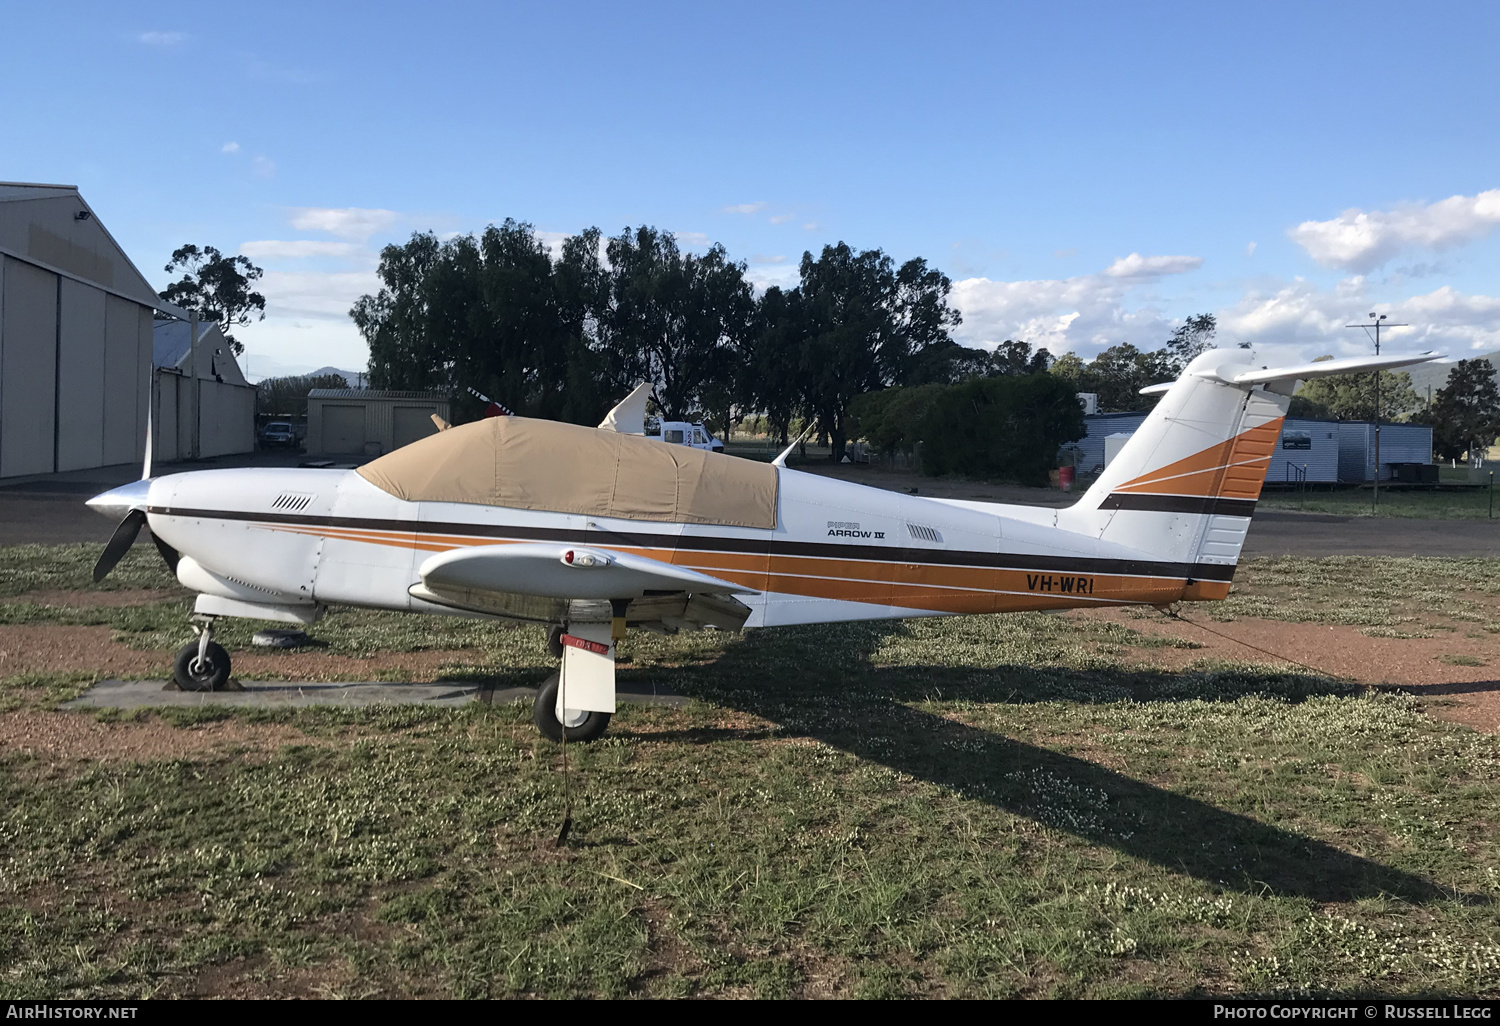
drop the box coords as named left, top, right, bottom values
left=1140, top=350, right=1443, bottom=395
left=415, top=542, right=756, bottom=602
left=1227, top=350, right=1442, bottom=386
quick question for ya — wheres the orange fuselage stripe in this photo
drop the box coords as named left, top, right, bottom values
left=259, top=522, right=1209, bottom=613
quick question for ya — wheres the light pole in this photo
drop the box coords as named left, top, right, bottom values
left=1346, top=312, right=1407, bottom=509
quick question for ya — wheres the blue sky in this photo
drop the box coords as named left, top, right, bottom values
left=5, top=1, right=1498, bottom=379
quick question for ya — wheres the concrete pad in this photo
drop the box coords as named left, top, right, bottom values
left=64, top=679, right=689, bottom=711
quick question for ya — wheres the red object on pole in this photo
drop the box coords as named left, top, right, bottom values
left=561, top=633, right=610, bottom=656
left=1059, top=466, right=1075, bottom=492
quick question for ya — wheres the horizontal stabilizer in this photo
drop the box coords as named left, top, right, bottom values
left=418, top=542, right=756, bottom=602
left=1225, top=351, right=1442, bottom=386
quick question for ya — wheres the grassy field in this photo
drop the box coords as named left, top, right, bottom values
left=1259, top=486, right=1500, bottom=519
left=1, top=546, right=1499, bottom=998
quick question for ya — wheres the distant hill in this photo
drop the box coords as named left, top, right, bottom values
left=1404, top=351, right=1500, bottom=400
left=306, top=366, right=367, bottom=388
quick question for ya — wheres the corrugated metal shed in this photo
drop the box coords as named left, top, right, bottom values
left=1337, top=422, right=1434, bottom=482
left=1268, top=418, right=1340, bottom=484
left=308, top=388, right=433, bottom=400
left=0, top=182, right=180, bottom=478
left=1067, top=412, right=1149, bottom=473
left=1069, top=412, right=1432, bottom=485
left=306, top=389, right=450, bottom=456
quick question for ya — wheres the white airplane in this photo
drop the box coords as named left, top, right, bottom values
left=87, top=349, right=1438, bottom=741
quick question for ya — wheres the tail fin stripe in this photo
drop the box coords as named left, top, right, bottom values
left=1113, top=418, right=1284, bottom=492
left=1115, top=456, right=1273, bottom=495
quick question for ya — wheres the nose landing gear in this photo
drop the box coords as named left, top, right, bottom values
left=173, top=614, right=231, bottom=691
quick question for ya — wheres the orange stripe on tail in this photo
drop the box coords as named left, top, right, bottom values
left=1115, top=418, right=1283, bottom=500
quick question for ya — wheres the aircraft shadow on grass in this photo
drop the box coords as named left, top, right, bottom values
left=614, top=619, right=1480, bottom=908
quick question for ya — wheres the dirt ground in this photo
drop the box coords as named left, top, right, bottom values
left=1, top=605, right=1496, bottom=770
left=1067, top=607, right=1500, bottom=733
left=0, top=622, right=485, bottom=683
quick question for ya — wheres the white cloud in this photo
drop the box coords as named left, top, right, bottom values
left=239, top=240, right=360, bottom=260
left=137, top=31, right=186, bottom=46
left=1290, top=189, right=1500, bottom=272
left=769, top=214, right=793, bottom=225
left=1221, top=278, right=1500, bottom=357
left=673, top=231, right=712, bottom=249
left=952, top=272, right=1175, bottom=358
left=745, top=263, right=800, bottom=291
left=723, top=202, right=767, bottom=215
left=288, top=206, right=399, bottom=242
left=257, top=270, right=380, bottom=321
left=955, top=247, right=1500, bottom=363
left=752, top=254, right=787, bottom=264
left=221, top=141, right=240, bottom=154
left=252, top=155, right=276, bottom=179
left=802, top=222, right=819, bottom=231
left=951, top=254, right=1202, bottom=356
left=534, top=230, right=569, bottom=260
left=1246, top=241, right=1257, bottom=257
left=1102, top=252, right=1203, bottom=280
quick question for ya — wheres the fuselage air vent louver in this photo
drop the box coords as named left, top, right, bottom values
left=906, top=523, right=943, bottom=543
left=271, top=492, right=315, bottom=512
left=224, top=573, right=277, bottom=594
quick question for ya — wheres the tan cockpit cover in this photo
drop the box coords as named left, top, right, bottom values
left=357, top=416, right=778, bottom=529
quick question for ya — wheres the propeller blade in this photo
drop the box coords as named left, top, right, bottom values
left=93, top=509, right=146, bottom=583
left=151, top=530, right=180, bottom=575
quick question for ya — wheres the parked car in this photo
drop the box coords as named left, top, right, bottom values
left=260, top=421, right=297, bottom=448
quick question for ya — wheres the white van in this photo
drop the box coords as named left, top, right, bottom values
left=657, top=421, right=724, bottom=453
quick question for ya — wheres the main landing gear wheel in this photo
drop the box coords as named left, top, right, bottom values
left=173, top=640, right=231, bottom=692
left=533, top=671, right=611, bottom=742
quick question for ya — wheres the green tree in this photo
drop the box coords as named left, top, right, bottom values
left=990, top=339, right=1052, bottom=376
left=352, top=231, right=446, bottom=391
left=847, top=383, right=946, bottom=454
left=744, top=286, right=807, bottom=444
left=1084, top=343, right=1176, bottom=412
left=256, top=373, right=350, bottom=417
left=918, top=374, right=1087, bottom=484
left=352, top=222, right=614, bottom=424
left=159, top=244, right=266, bottom=356
left=1163, top=313, right=1217, bottom=372
left=1416, top=359, right=1500, bottom=462
left=600, top=227, right=755, bottom=421
left=796, top=243, right=961, bottom=460
left=1294, top=370, right=1419, bottom=422
left=1048, top=351, right=1087, bottom=385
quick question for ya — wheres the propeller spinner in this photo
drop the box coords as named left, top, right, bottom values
left=86, top=479, right=178, bottom=582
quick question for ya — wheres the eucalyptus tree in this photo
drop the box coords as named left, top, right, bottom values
left=795, top=243, right=961, bottom=460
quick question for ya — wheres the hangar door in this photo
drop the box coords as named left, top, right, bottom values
left=321, top=405, right=365, bottom=454
left=392, top=406, right=438, bottom=449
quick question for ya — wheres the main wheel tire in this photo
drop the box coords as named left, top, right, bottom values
left=532, top=672, right=611, bottom=742
left=173, top=640, right=231, bottom=692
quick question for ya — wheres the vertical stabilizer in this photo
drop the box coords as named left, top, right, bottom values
left=1057, top=347, right=1441, bottom=598
left=1058, top=350, right=1287, bottom=598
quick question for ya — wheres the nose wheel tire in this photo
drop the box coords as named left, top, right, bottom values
left=173, top=640, right=231, bottom=692
left=532, top=672, right=611, bottom=742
